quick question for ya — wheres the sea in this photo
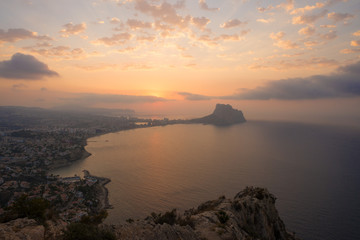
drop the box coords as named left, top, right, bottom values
left=51, top=120, right=360, bottom=240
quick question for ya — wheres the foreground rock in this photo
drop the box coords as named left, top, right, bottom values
left=113, top=187, right=299, bottom=240
left=190, top=104, right=246, bottom=126
left=0, top=218, right=45, bottom=240
left=0, top=187, right=299, bottom=240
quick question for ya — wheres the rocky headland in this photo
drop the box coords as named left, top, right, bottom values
left=190, top=104, right=246, bottom=126
left=113, top=187, right=298, bottom=240
left=0, top=186, right=299, bottom=239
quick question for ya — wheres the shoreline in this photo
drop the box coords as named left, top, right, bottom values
left=47, top=131, right=118, bottom=213
left=83, top=170, right=112, bottom=210
left=48, top=150, right=92, bottom=171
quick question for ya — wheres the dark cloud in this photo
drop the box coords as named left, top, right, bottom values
left=0, top=28, right=52, bottom=43
left=181, top=61, right=360, bottom=101
left=62, top=93, right=169, bottom=106
left=0, top=53, right=59, bottom=80
left=178, top=92, right=213, bottom=101
left=228, top=61, right=360, bottom=100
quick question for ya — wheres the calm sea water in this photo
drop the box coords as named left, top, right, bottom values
left=52, top=121, right=360, bottom=240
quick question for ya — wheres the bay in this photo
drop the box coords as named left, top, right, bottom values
left=52, top=121, right=360, bottom=240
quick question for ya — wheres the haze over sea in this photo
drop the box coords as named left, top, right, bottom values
left=52, top=121, right=360, bottom=240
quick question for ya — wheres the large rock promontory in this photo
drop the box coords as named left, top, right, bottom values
left=190, top=104, right=246, bottom=126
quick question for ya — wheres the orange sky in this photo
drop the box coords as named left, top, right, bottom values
left=1, top=0, right=360, bottom=126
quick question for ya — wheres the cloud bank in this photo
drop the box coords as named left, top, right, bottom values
left=178, top=92, right=213, bottom=101
left=180, top=61, right=360, bottom=101
left=235, top=61, right=360, bottom=100
left=0, top=53, right=59, bottom=80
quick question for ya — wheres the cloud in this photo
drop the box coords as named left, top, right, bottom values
left=62, top=93, right=169, bottom=106
left=249, top=57, right=337, bottom=71
left=233, top=61, right=360, bottom=100
left=298, top=26, right=315, bottom=35
left=290, top=2, right=325, bottom=15
left=94, top=33, right=132, bottom=46
left=340, top=48, right=360, bottom=54
left=134, top=0, right=190, bottom=28
left=320, top=30, right=337, bottom=40
left=178, top=92, right=213, bottom=101
left=127, top=19, right=152, bottom=29
left=351, top=40, right=360, bottom=47
left=0, top=53, right=59, bottom=80
left=320, top=24, right=336, bottom=28
left=191, top=17, right=211, bottom=30
left=136, top=35, right=156, bottom=42
left=277, top=0, right=295, bottom=12
left=270, top=32, right=298, bottom=49
left=353, top=30, right=360, bottom=37
left=0, top=28, right=52, bottom=43
left=220, top=30, right=250, bottom=41
left=328, top=12, right=354, bottom=23
left=181, top=61, right=360, bottom=101
left=257, top=6, right=273, bottom=13
left=199, top=0, right=219, bottom=11
left=60, top=22, right=87, bottom=37
left=256, top=18, right=274, bottom=24
left=24, top=45, right=85, bottom=59
left=292, top=10, right=328, bottom=25
left=304, top=40, right=322, bottom=47
left=220, top=19, right=246, bottom=29
left=196, top=34, right=219, bottom=46
left=110, top=17, right=121, bottom=24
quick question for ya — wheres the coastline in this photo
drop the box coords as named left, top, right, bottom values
left=48, top=149, right=92, bottom=170
left=49, top=132, right=115, bottom=213
left=83, top=170, right=112, bottom=210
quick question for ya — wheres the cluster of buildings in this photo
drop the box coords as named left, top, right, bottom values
left=0, top=107, right=183, bottom=224
left=0, top=128, right=107, bottom=223
left=0, top=129, right=91, bottom=172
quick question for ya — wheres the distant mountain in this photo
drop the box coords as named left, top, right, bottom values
left=190, top=104, right=246, bottom=126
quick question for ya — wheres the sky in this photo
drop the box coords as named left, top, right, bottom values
left=0, top=0, right=360, bottom=126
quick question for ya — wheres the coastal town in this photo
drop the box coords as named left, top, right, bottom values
left=0, top=106, right=177, bottom=227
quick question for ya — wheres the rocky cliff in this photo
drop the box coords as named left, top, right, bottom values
left=191, top=104, right=246, bottom=126
left=0, top=187, right=299, bottom=240
left=113, top=187, right=299, bottom=240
